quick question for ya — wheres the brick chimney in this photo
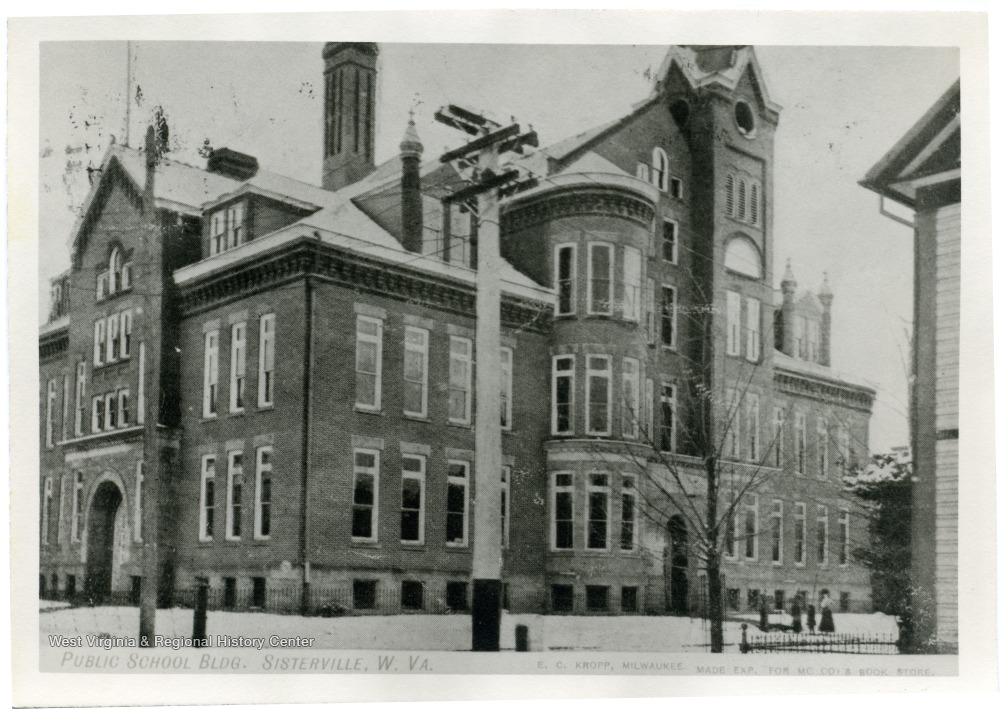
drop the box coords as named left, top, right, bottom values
left=780, top=258, right=797, bottom=357
left=819, top=272, right=833, bottom=366
left=399, top=115, right=424, bottom=254
left=322, top=42, right=378, bottom=192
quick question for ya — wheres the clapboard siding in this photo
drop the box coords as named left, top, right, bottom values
left=935, top=434, right=959, bottom=644
left=935, top=204, right=961, bottom=431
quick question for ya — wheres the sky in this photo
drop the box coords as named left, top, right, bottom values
left=37, top=41, right=959, bottom=453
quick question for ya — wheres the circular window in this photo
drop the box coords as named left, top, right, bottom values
left=734, top=101, right=756, bottom=137
left=670, top=99, right=691, bottom=128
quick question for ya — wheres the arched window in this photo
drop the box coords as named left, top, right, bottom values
left=652, top=148, right=668, bottom=191
left=725, top=174, right=735, bottom=216
left=109, top=248, right=123, bottom=294
left=724, top=235, right=762, bottom=279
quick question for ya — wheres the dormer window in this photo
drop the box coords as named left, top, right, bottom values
left=209, top=201, right=247, bottom=256
left=96, top=246, right=133, bottom=300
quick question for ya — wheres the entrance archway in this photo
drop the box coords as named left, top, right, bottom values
left=84, top=481, right=124, bottom=601
left=666, top=515, right=689, bottom=614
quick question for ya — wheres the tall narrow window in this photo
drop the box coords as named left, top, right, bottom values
left=645, top=278, right=656, bottom=344
left=403, top=327, right=429, bottom=418
left=203, top=330, right=219, bottom=418
left=587, top=243, right=613, bottom=316
left=746, top=394, right=760, bottom=462
left=258, top=313, right=275, bottom=407
left=351, top=449, right=379, bottom=541
left=58, top=476, right=67, bottom=543
left=726, top=291, right=741, bottom=356
left=255, top=447, right=272, bottom=540
left=210, top=212, right=226, bottom=256
left=117, top=389, right=130, bottom=428
left=817, top=505, right=829, bottom=566
left=446, top=461, right=469, bottom=547
left=226, top=451, right=244, bottom=541
left=555, top=244, right=577, bottom=315
left=104, top=392, right=117, bottom=431
left=620, top=474, right=638, bottom=551
left=621, top=358, right=639, bottom=439
left=586, top=473, right=610, bottom=550
left=73, top=362, right=87, bottom=436
left=746, top=297, right=760, bottom=362
left=750, top=182, right=760, bottom=225
left=134, top=461, right=144, bottom=542
left=448, top=336, right=472, bottom=424
left=817, top=418, right=829, bottom=479
left=770, top=500, right=783, bottom=564
left=663, top=219, right=678, bottom=263
left=120, top=310, right=132, bottom=358
left=199, top=456, right=216, bottom=542
left=737, top=178, right=748, bottom=220
left=71, top=471, right=83, bottom=542
left=651, top=147, right=668, bottom=190
left=794, top=412, right=806, bottom=475
left=400, top=454, right=426, bottom=544
left=229, top=322, right=246, bottom=413
left=838, top=509, right=850, bottom=566
left=552, top=355, right=575, bottom=435
left=45, top=380, right=56, bottom=448
left=724, top=491, right=737, bottom=558
left=107, top=314, right=120, bottom=362
left=91, top=395, right=104, bottom=434
left=94, top=319, right=106, bottom=366
left=644, top=378, right=655, bottom=442
left=661, top=285, right=677, bottom=348
left=41, top=478, right=53, bottom=545
left=552, top=472, right=574, bottom=550
left=724, top=389, right=741, bottom=460
left=773, top=408, right=785, bottom=468
left=743, top=494, right=758, bottom=560
left=500, top=347, right=513, bottom=430
left=725, top=173, right=736, bottom=216
left=636, top=163, right=649, bottom=182
left=623, top=246, right=642, bottom=322
left=838, top=427, right=851, bottom=475
left=660, top=383, right=676, bottom=452
left=585, top=355, right=612, bottom=436
left=227, top=202, right=245, bottom=249
left=355, top=316, right=383, bottom=412
left=501, top=465, right=511, bottom=549
left=794, top=502, right=806, bottom=564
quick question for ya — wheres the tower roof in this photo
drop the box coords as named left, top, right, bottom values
left=323, top=42, right=379, bottom=60
left=781, top=258, right=797, bottom=287
left=819, top=271, right=834, bottom=299
left=400, top=113, right=424, bottom=158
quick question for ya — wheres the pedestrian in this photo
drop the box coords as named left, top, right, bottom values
left=790, top=598, right=802, bottom=633
left=819, top=589, right=835, bottom=633
left=806, top=603, right=816, bottom=633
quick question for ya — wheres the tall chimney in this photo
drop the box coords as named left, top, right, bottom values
left=399, top=115, right=424, bottom=253
left=780, top=258, right=797, bottom=357
left=322, top=42, right=378, bottom=192
left=818, top=272, right=834, bottom=366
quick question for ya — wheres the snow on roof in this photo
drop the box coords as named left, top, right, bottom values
left=772, top=350, right=877, bottom=396
left=112, top=146, right=241, bottom=213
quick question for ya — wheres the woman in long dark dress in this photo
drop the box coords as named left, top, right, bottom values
left=819, top=589, right=835, bottom=633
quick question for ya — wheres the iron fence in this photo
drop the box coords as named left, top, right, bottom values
left=738, top=624, right=899, bottom=654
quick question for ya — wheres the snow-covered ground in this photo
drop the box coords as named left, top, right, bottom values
left=40, top=606, right=899, bottom=653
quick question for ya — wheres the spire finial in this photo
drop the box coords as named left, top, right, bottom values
left=400, top=112, right=424, bottom=158
left=781, top=258, right=797, bottom=287
left=819, top=270, right=833, bottom=299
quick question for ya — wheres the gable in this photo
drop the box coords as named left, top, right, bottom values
left=71, top=157, right=145, bottom=269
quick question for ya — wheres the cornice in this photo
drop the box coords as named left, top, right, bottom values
left=501, top=185, right=656, bottom=233
left=39, top=329, right=70, bottom=360
left=178, top=240, right=553, bottom=334
left=774, top=369, right=875, bottom=412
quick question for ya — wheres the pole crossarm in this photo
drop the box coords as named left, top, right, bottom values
left=438, top=123, right=521, bottom=163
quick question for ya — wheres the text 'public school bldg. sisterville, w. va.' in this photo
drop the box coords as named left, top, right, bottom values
left=39, top=43, right=876, bottom=619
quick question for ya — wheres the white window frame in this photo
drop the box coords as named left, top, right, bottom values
left=554, top=243, right=577, bottom=316
left=258, top=313, right=276, bottom=408
left=94, top=319, right=106, bottom=366
left=445, top=460, right=470, bottom=547
left=587, top=242, right=614, bottom=316
left=817, top=505, right=829, bottom=567
left=120, top=310, right=132, bottom=358
left=773, top=407, right=785, bottom=468
left=107, top=313, right=120, bottom=363
left=355, top=315, right=384, bottom=412
left=117, top=389, right=130, bottom=428
left=660, top=382, right=676, bottom=453
left=501, top=465, right=511, bottom=549
left=622, top=246, right=642, bottom=322
left=585, top=472, right=611, bottom=551
left=351, top=448, right=380, bottom=543
left=210, top=211, right=226, bottom=256
left=104, top=392, right=117, bottom=431
left=839, top=426, right=851, bottom=475
left=71, top=471, right=83, bottom=542
left=229, top=321, right=247, bottom=413
left=400, top=454, right=426, bottom=545
left=225, top=450, right=244, bottom=541
left=62, top=375, right=70, bottom=442
left=746, top=393, right=760, bottom=463
left=726, top=291, right=741, bottom=356
left=621, top=358, right=639, bottom=440
left=838, top=509, right=850, bottom=567
left=500, top=346, right=513, bottom=431
left=585, top=354, right=612, bottom=436
left=663, top=218, right=678, bottom=264
left=448, top=336, right=473, bottom=424
left=770, top=499, right=784, bottom=565
left=652, top=147, right=668, bottom=190
left=669, top=176, right=684, bottom=200
left=227, top=202, right=245, bottom=250
left=620, top=473, right=638, bottom=552
left=41, top=478, right=53, bottom=545
left=746, top=297, right=760, bottom=362
left=551, top=355, right=575, bottom=436
left=199, top=455, right=216, bottom=542
left=551, top=472, right=575, bottom=551
left=203, top=330, right=219, bottom=418
left=91, top=395, right=103, bottom=434
left=743, top=493, right=759, bottom=560
left=661, top=285, right=677, bottom=349
left=645, top=278, right=656, bottom=344
left=725, top=389, right=741, bottom=460
left=794, top=502, right=807, bottom=565
left=636, top=162, right=649, bottom=182
left=58, top=475, right=67, bottom=544
left=403, top=326, right=430, bottom=418
left=45, top=380, right=57, bottom=448
left=254, top=447, right=273, bottom=540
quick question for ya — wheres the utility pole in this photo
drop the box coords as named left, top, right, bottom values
left=435, top=105, right=536, bottom=651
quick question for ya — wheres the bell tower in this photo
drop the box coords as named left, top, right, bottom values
left=322, top=42, right=378, bottom=192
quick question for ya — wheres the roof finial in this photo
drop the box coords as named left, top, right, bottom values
left=400, top=110, right=424, bottom=158
left=819, top=270, right=833, bottom=300
left=781, top=257, right=797, bottom=287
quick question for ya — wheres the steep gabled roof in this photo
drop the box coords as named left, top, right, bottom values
left=650, top=45, right=782, bottom=114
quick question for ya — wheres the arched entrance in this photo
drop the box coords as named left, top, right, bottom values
left=666, top=515, right=689, bottom=614
left=84, top=481, right=125, bottom=601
